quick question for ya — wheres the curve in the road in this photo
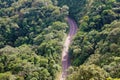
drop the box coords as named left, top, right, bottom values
left=60, top=17, right=78, bottom=80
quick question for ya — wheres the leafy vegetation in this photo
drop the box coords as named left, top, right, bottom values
left=58, top=0, right=86, bottom=20
left=0, top=45, right=62, bottom=80
left=0, top=0, right=120, bottom=80
left=67, top=0, right=120, bottom=79
left=0, top=0, right=68, bottom=79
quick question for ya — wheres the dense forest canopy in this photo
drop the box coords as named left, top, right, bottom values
left=0, top=0, right=120, bottom=80
left=0, top=0, right=69, bottom=79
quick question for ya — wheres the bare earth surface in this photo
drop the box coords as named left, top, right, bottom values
left=60, top=17, right=78, bottom=80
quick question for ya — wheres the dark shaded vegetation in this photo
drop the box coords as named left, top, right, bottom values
left=0, top=0, right=68, bottom=79
left=0, top=0, right=120, bottom=80
left=58, top=0, right=87, bottom=20
left=67, top=0, right=120, bottom=80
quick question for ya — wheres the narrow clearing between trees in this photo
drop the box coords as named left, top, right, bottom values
left=60, top=17, right=78, bottom=80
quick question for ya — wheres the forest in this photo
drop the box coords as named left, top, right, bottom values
left=0, top=0, right=120, bottom=80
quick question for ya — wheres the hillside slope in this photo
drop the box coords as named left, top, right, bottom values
left=67, top=0, right=120, bottom=80
left=0, top=0, right=68, bottom=80
left=0, top=0, right=120, bottom=80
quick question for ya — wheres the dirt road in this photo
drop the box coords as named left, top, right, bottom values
left=60, top=17, right=78, bottom=80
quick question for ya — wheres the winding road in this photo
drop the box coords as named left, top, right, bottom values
left=60, top=17, right=78, bottom=80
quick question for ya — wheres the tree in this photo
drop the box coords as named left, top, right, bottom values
left=67, top=64, right=110, bottom=80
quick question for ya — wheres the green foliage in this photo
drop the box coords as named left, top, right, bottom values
left=0, top=0, right=68, bottom=47
left=1, top=0, right=120, bottom=79
left=67, top=64, right=110, bottom=80
left=58, top=0, right=87, bottom=20
left=0, top=45, right=61, bottom=80
left=69, top=0, right=120, bottom=79
left=0, top=0, right=68, bottom=79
